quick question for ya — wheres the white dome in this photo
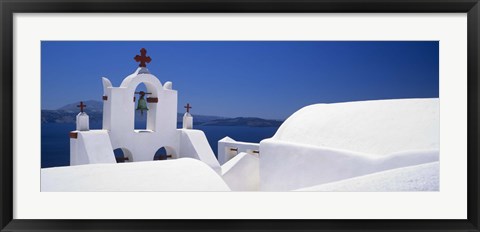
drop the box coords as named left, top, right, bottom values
left=273, top=98, right=439, bottom=156
left=41, top=158, right=230, bottom=191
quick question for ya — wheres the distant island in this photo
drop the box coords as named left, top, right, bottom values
left=41, top=100, right=283, bottom=127
left=201, top=117, right=283, bottom=127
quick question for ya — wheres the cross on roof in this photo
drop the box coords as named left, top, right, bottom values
left=77, top=101, right=86, bottom=113
left=184, top=103, right=192, bottom=113
left=134, top=48, right=152, bottom=67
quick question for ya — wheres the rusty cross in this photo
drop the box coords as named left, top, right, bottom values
left=134, top=48, right=152, bottom=67
left=184, top=103, right=192, bottom=113
left=77, top=101, right=86, bottom=113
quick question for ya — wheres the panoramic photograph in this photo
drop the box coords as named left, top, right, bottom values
left=40, top=41, right=439, bottom=192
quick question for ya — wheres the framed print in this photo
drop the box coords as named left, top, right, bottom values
left=1, top=0, right=479, bottom=231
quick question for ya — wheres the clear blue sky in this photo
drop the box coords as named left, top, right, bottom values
left=41, top=41, right=438, bottom=120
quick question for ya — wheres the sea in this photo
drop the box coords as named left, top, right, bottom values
left=41, top=122, right=279, bottom=168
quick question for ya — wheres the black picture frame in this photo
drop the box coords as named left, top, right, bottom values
left=1, top=0, right=479, bottom=231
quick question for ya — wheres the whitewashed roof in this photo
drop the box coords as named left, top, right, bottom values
left=41, top=158, right=230, bottom=192
left=273, top=98, right=439, bottom=156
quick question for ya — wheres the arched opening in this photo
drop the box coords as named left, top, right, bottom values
left=132, top=80, right=159, bottom=132
left=153, top=147, right=168, bottom=160
left=153, top=146, right=177, bottom=160
left=114, top=148, right=133, bottom=163
left=134, top=83, right=149, bottom=130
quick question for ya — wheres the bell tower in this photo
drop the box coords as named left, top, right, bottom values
left=100, top=48, right=179, bottom=162
left=69, top=48, right=220, bottom=173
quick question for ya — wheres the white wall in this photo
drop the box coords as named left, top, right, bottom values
left=259, top=139, right=439, bottom=191
left=259, top=98, right=440, bottom=191
left=70, top=130, right=116, bottom=166
left=217, top=136, right=260, bottom=165
left=179, top=129, right=221, bottom=174
left=221, top=152, right=259, bottom=191
left=295, top=161, right=439, bottom=192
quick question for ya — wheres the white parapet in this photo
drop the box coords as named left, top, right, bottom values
left=259, top=138, right=439, bottom=191
left=70, top=130, right=116, bottom=166
left=221, top=152, right=259, bottom=191
left=217, top=136, right=260, bottom=165
left=178, top=129, right=221, bottom=174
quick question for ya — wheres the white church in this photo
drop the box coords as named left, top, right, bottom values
left=41, top=48, right=440, bottom=192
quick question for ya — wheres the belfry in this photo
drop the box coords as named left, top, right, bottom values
left=69, top=48, right=220, bottom=173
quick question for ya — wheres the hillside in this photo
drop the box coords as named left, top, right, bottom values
left=57, top=100, right=103, bottom=113
left=200, top=117, right=283, bottom=127
left=42, top=101, right=282, bottom=127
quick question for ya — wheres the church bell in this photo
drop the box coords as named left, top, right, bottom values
left=136, top=97, right=148, bottom=115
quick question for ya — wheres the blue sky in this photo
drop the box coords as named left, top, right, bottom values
left=41, top=41, right=438, bottom=120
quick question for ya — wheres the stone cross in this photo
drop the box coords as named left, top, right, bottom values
left=184, top=103, right=192, bottom=113
left=77, top=101, right=86, bottom=113
left=134, top=48, right=152, bottom=67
